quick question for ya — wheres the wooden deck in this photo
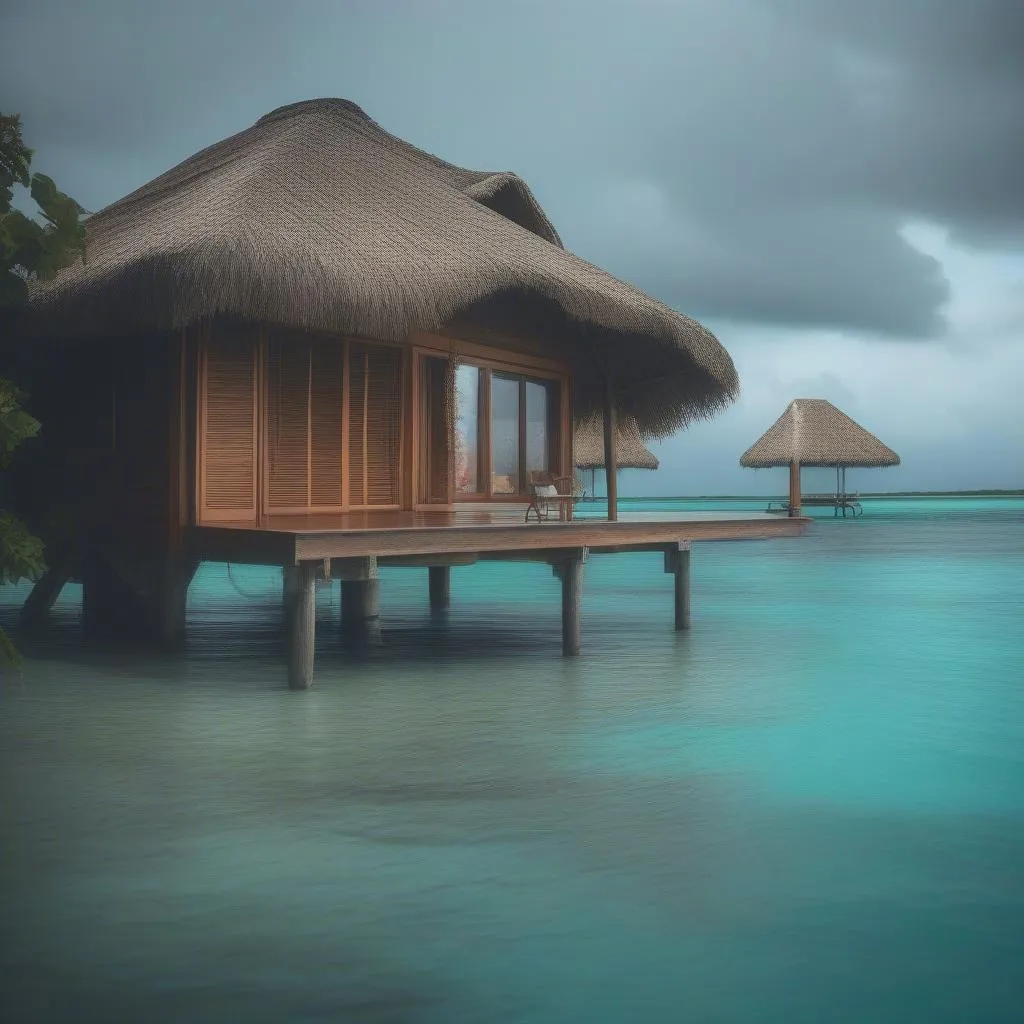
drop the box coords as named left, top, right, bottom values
left=189, top=507, right=810, bottom=566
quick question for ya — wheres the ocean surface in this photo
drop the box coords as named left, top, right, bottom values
left=2, top=496, right=1023, bottom=1023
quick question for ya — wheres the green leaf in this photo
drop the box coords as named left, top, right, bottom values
left=0, top=510, right=46, bottom=583
left=0, top=114, right=88, bottom=296
left=0, top=113, right=32, bottom=206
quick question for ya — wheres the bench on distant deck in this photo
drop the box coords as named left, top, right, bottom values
left=766, top=493, right=863, bottom=517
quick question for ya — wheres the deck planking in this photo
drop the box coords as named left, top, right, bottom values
left=188, top=508, right=810, bottom=566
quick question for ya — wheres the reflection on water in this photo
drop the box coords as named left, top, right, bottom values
left=2, top=499, right=1023, bottom=1022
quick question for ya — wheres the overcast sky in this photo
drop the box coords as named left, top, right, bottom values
left=2, top=0, right=1022, bottom=495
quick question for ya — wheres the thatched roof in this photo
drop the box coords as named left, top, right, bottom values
left=574, top=417, right=659, bottom=470
left=740, top=399, right=900, bottom=469
left=26, top=97, right=737, bottom=436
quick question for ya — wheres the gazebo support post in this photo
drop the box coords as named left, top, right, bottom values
left=602, top=375, right=619, bottom=522
left=788, top=460, right=802, bottom=517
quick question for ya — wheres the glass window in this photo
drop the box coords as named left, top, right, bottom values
left=455, top=364, right=480, bottom=494
left=490, top=373, right=521, bottom=495
left=525, top=379, right=552, bottom=480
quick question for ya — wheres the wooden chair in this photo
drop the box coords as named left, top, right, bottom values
left=525, top=471, right=583, bottom=523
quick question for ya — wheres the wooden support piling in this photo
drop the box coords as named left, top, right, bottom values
left=559, top=548, right=587, bottom=657
left=340, top=556, right=381, bottom=646
left=428, top=565, right=451, bottom=612
left=155, top=556, right=198, bottom=647
left=80, top=549, right=195, bottom=648
left=342, top=579, right=380, bottom=622
left=287, top=562, right=317, bottom=690
left=665, top=543, right=691, bottom=631
left=282, top=565, right=300, bottom=629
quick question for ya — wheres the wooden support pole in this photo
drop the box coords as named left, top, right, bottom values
left=342, top=579, right=380, bottom=622
left=287, top=562, right=317, bottom=691
left=340, top=556, right=381, bottom=646
left=155, top=556, right=198, bottom=648
left=788, top=460, right=802, bottom=517
left=673, top=545, right=691, bottom=631
left=79, top=550, right=195, bottom=649
left=560, top=548, right=587, bottom=657
left=282, top=565, right=300, bottom=629
left=602, top=375, right=618, bottom=522
left=428, top=565, right=451, bottom=613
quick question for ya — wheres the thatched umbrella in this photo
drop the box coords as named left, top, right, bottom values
left=574, top=417, right=659, bottom=498
left=740, top=398, right=900, bottom=515
left=25, top=98, right=737, bottom=520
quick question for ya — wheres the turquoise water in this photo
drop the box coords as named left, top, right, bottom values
left=1, top=497, right=1022, bottom=1022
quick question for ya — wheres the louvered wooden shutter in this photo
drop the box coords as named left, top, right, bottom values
left=348, top=343, right=402, bottom=507
left=199, top=327, right=258, bottom=524
left=266, top=336, right=311, bottom=511
left=309, top=341, right=345, bottom=508
left=265, top=333, right=346, bottom=513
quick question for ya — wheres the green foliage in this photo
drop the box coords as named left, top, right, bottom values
left=0, top=511, right=44, bottom=584
left=0, top=377, right=40, bottom=465
left=1, top=113, right=87, bottom=301
left=0, top=114, right=88, bottom=665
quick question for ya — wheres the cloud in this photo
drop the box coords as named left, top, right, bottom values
left=1, top=0, right=1021, bottom=492
left=2, top=0, right=1021, bottom=341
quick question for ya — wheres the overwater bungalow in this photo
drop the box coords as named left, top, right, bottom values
left=574, top=416, right=659, bottom=499
left=7, top=98, right=807, bottom=688
left=740, top=399, right=900, bottom=516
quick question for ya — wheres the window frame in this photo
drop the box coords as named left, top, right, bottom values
left=411, top=336, right=571, bottom=506
left=453, top=361, right=566, bottom=501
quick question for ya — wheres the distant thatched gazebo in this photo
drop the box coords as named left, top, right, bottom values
left=740, top=399, right=900, bottom=516
left=574, top=417, right=658, bottom=497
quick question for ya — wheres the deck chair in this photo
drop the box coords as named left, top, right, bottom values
left=525, top=471, right=583, bottom=523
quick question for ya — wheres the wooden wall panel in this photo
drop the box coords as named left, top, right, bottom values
left=347, top=347, right=368, bottom=506
left=309, top=342, right=346, bottom=508
left=364, top=345, right=403, bottom=506
left=198, top=326, right=258, bottom=524
left=265, top=336, right=311, bottom=511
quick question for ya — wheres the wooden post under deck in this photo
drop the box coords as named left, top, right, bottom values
left=340, top=556, right=381, bottom=645
left=788, top=460, right=802, bottom=517
left=342, top=579, right=380, bottom=621
left=664, top=542, right=691, bottom=631
left=282, top=565, right=300, bottom=628
left=428, top=565, right=451, bottom=612
left=602, top=374, right=619, bottom=522
left=287, top=562, right=317, bottom=690
left=79, top=549, right=195, bottom=648
left=156, top=556, right=198, bottom=647
left=559, top=548, right=587, bottom=656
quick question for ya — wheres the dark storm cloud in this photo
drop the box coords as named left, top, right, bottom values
left=1, top=0, right=1021, bottom=339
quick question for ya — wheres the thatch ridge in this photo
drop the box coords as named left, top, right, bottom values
left=27, top=97, right=737, bottom=436
left=740, top=399, right=900, bottom=468
left=574, top=417, right=659, bottom=470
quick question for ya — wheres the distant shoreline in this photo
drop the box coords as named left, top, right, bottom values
left=621, top=490, right=1024, bottom=501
